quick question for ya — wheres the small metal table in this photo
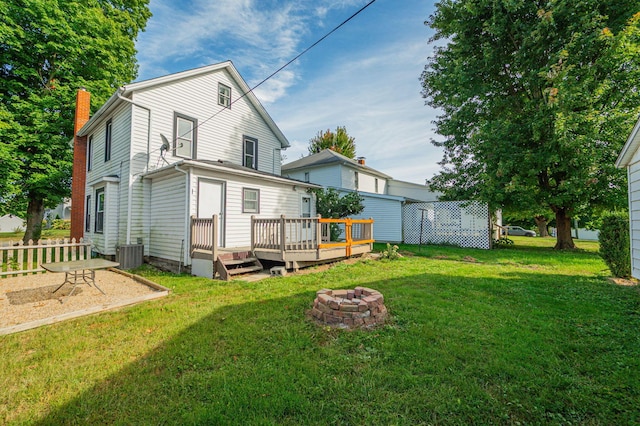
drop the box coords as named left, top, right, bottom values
left=41, top=259, right=120, bottom=301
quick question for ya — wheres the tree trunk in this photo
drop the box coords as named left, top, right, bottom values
left=23, top=198, right=45, bottom=244
left=534, top=215, right=550, bottom=237
left=553, top=208, right=575, bottom=249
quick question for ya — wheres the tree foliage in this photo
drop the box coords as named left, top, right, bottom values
left=308, top=126, right=357, bottom=159
left=0, top=0, right=151, bottom=241
left=310, top=187, right=365, bottom=241
left=311, top=188, right=365, bottom=219
left=421, top=1, right=640, bottom=249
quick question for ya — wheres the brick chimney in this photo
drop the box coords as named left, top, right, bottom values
left=357, top=157, right=366, bottom=165
left=70, top=88, right=91, bottom=241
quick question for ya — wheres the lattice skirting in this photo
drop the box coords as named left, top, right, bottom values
left=403, top=201, right=491, bottom=249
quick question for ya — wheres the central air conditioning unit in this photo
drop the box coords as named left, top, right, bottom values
left=116, top=244, right=144, bottom=269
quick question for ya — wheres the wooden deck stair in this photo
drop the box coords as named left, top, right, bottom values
left=215, top=251, right=264, bottom=281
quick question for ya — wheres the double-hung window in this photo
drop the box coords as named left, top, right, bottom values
left=104, top=120, right=112, bottom=162
left=242, top=188, right=259, bottom=213
left=174, top=112, right=197, bottom=159
left=87, top=136, right=93, bottom=171
left=243, top=136, right=258, bottom=169
left=218, top=83, right=231, bottom=108
left=85, top=195, right=91, bottom=232
left=95, top=188, right=105, bottom=234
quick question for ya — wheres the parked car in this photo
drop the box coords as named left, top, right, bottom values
left=503, top=226, right=536, bottom=237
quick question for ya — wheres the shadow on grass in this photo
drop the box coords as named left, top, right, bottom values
left=32, top=268, right=640, bottom=425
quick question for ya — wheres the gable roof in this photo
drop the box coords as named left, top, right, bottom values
left=77, top=61, right=289, bottom=148
left=282, top=149, right=392, bottom=179
left=616, top=113, right=640, bottom=168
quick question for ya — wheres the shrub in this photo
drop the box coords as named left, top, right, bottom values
left=380, top=243, right=400, bottom=260
left=598, top=212, right=631, bottom=278
left=52, top=219, right=71, bottom=230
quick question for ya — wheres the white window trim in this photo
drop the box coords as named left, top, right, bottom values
left=242, top=188, right=260, bottom=213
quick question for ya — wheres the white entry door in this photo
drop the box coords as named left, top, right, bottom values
left=197, top=179, right=224, bottom=247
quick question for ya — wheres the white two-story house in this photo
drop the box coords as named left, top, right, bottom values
left=71, top=61, right=319, bottom=273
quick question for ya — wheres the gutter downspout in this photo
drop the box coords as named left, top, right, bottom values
left=116, top=88, right=152, bottom=245
left=174, top=165, right=190, bottom=270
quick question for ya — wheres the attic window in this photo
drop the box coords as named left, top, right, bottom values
left=218, top=83, right=231, bottom=108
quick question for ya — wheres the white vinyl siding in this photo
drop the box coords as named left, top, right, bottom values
left=387, top=179, right=439, bottom=202
left=340, top=166, right=381, bottom=192
left=350, top=192, right=403, bottom=242
left=84, top=102, right=131, bottom=255
left=149, top=174, right=186, bottom=262
left=132, top=69, right=283, bottom=174
left=628, top=161, right=640, bottom=279
left=286, top=164, right=342, bottom=188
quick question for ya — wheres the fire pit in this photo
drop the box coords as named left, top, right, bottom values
left=311, top=287, right=387, bottom=328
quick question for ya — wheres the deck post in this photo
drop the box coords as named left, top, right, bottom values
left=369, top=217, right=374, bottom=250
left=345, top=218, right=353, bottom=257
left=251, top=215, right=256, bottom=252
left=212, top=214, right=218, bottom=264
left=316, top=214, right=322, bottom=258
left=190, top=215, right=196, bottom=255
left=280, top=215, right=286, bottom=259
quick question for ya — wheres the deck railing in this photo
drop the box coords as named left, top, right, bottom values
left=1, top=238, right=92, bottom=277
left=190, top=215, right=218, bottom=261
left=252, top=215, right=374, bottom=257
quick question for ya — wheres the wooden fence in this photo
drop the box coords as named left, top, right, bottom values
left=0, top=238, right=92, bottom=277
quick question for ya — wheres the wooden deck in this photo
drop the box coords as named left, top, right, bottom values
left=191, top=215, right=374, bottom=272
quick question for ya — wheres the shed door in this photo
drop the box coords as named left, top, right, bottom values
left=197, top=180, right=224, bottom=247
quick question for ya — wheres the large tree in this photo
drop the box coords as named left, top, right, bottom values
left=422, top=1, right=640, bottom=249
left=0, top=0, right=151, bottom=242
left=308, top=126, right=357, bottom=159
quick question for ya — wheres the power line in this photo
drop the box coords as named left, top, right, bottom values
left=163, top=0, right=378, bottom=154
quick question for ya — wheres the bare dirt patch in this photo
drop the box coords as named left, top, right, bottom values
left=1, top=269, right=169, bottom=334
left=607, top=277, right=639, bottom=287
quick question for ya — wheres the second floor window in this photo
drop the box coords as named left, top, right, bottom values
left=218, top=83, right=231, bottom=108
left=243, top=136, right=258, bottom=169
left=174, top=113, right=197, bottom=159
left=104, top=120, right=112, bottom=162
left=375, top=178, right=378, bottom=193
left=87, top=135, right=93, bottom=171
left=354, top=171, right=359, bottom=190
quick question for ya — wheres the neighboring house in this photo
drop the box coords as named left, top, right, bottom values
left=615, top=114, right=640, bottom=279
left=44, top=198, right=71, bottom=221
left=282, top=149, right=492, bottom=248
left=0, top=214, right=25, bottom=233
left=70, top=61, right=319, bottom=273
left=282, top=150, right=415, bottom=242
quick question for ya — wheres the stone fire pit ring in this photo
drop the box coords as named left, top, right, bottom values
left=311, top=287, right=387, bottom=328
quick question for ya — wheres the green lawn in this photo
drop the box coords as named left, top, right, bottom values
left=0, top=229, right=70, bottom=243
left=2, top=238, right=639, bottom=424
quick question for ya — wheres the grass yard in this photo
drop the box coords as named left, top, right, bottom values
left=2, top=237, right=639, bottom=424
left=0, top=229, right=70, bottom=243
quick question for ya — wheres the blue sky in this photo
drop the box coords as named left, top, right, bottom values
left=135, top=0, right=442, bottom=184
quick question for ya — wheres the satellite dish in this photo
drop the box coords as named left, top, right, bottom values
left=160, top=134, right=170, bottom=153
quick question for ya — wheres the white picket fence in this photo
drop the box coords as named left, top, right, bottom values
left=0, top=238, right=92, bottom=277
